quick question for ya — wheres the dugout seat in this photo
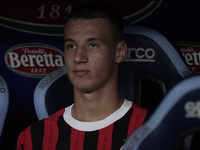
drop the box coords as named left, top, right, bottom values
left=123, top=74, right=200, bottom=150
left=34, top=25, right=192, bottom=120
left=119, top=25, right=191, bottom=112
left=34, top=66, right=73, bottom=120
left=0, top=75, right=9, bottom=145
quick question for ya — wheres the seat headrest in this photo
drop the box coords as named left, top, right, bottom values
left=123, top=25, right=191, bottom=82
left=0, top=75, right=9, bottom=137
left=34, top=66, right=73, bottom=119
left=123, top=74, right=200, bottom=150
left=119, top=26, right=192, bottom=111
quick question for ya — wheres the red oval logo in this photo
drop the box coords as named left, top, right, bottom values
left=5, top=43, right=64, bottom=78
left=177, top=42, right=200, bottom=73
left=0, top=0, right=162, bottom=35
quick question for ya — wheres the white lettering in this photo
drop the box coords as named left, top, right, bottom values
left=48, top=53, right=55, bottom=67
left=43, top=53, right=51, bottom=67
left=180, top=47, right=193, bottom=53
left=55, top=55, right=64, bottom=67
left=183, top=53, right=194, bottom=66
left=23, top=48, right=45, bottom=54
left=192, top=51, right=200, bottom=65
left=146, top=48, right=155, bottom=59
left=36, top=55, right=44, bottom=67
left=8, top=52, right=21, bottom=68
left=136, top=47, right=145, bottom=59
left=7, top=52, right=64, bottom=68
left=182, top=51, right=200, bottom=66
left=21, top=55, right=29, bottom=67
left=28, top=55, right=36, bottom=67
left=124, top=47, right=155, bottom=62
left=185, top=101, right=200, bottom=118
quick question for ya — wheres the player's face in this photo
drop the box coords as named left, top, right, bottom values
left=64, top=18, right=125, bottom=93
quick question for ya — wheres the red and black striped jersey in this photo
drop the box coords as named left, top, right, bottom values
left=17, top=100, right=148, bottom=150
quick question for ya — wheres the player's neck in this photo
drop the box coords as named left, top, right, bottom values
left=72, top=90, right=124, bottom=122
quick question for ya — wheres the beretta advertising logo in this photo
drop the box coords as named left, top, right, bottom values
left=5, top=43, right=64, bottom=78
left=0, top=0, right=162, bottom=36
left=177, top=42, right=200, bottom=73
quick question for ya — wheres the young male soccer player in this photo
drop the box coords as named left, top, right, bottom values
left=17, top=2, right=149, bottom=150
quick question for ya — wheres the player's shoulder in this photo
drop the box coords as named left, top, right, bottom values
left=22, top=108, right=65, bottom=133
left=45, top=108, right=65, bottom=122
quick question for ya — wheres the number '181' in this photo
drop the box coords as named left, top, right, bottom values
left=37, top=5, right=72, bottom=19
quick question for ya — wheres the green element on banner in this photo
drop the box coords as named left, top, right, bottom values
left=176, top=41, right=200, bottom=47
left=123, top=1, right=162, bottom=24
left=0, top=17, right=64, bottom=36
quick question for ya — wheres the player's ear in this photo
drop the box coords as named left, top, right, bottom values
left=115, top=40, right=127, bottom=63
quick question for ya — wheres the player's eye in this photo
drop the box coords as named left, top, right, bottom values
left=65, top=44, right=76, bottom=50
left=90, top=43, right=99, bottom=48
